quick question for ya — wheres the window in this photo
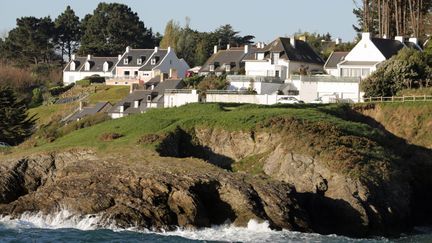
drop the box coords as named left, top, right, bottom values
left=226, top=65, right=231, bottom=72
left=151, top=59, right=156, bottom=65
left=137, top=59, right=142, bottom=65
left=70, top=62, right=76, bottom=71
left=362, top=68, right=370, bottom=77
left=134, top=71, right=138, bottom=76
left=115, top=82, right=118, bottom=84
left=170, top=60, right=172, bottom=65
left=275, top=70, right=280, bottom=78
left=124, top=58, right=129, bottom=65
left=125, top=82, right=128, bottom=84
left=147, top=95, right=152, bottom=102
left=272, top=53, right=280, bottom=65
left=209, top=64, right=215, bottom=72
left=124, top=71, right=130, bottom=76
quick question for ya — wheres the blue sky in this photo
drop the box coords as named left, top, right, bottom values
left=0, top=0, right=359, bottom=43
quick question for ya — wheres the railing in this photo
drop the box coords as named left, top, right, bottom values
left=364, top=95, right=432, bottom=103
left=290, top=75, right=361, bottom=83
left=165, top=89, right=196, bottom=94
left=227, top=75, right=283, bottom=83
left=206, top=90, right=253, bottom=95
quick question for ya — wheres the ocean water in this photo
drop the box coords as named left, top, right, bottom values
left=0, top=210, right=430, bottom=243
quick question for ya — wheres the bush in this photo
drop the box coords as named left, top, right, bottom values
left=87, top=75, right=105, bottom=84
left=197, top=75, right=229, bottom=91
left=49, top=83, right=75, bottom=96
left=76, top=79, right=91, bottom=87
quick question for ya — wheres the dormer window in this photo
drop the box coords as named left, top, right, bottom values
left=124, top=57, right=129, bottom=65
left=85, top=62, right=90, bottom=71
left=137, top=58, right=142, bottom=65
left=70, top=62, right=76, bottom=71
left=151, top=58, right=156, bottom=65
left=147, top=95, right=152, bottom=102
left=103, top=62, right=109, bottom=72
left=209, top=64, right=215, bottom=72
left=226, top=64, right=231, bottom=72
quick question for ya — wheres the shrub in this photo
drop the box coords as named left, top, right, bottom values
left=76, top=79, right=91, bottom=87
left=197, top=75, right=228, bottom=91
left=100, top=132, right=123, bottom=141
left=49, top=83, right=75, bottom=96
left=87, top=75, right=105, bottom=84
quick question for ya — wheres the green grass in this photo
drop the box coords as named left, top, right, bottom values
left=28, top=103, right=77, bottom=126
left=397, top=87, right=432, bottom=96
left=87, top=85, right=130, bottom=104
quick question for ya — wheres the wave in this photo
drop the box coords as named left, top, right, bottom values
left=0, top=210, right=388, bottom=243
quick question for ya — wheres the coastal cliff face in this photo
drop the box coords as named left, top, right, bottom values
left=0, top=150, right=310, bottom=232
left=164, top=124, right=410, bottom=237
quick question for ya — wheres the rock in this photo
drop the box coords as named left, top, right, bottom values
left=0, top=150, right=310, bottom=232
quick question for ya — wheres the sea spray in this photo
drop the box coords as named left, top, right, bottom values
left=0, top=210, right=391, bottom=242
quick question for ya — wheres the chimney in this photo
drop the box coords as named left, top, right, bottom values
left=120, top=105, right=124, bottom=113
left=87, top=54, right=91, bottom=61
left=214, top=45, right=218, bottom=54
left=227, top=44, right=230, bottom=50
left=168, top=46, right=171, bottom=52
left=395, top=36, right=404, bottom=43
left=126, top=46, right=131, bottom=53
left=129, top=84, right=133, bottom=93
left=134, top=100, right=139, bottom=108
left=290, top=37, right=296, bottom=48
left=155, top=46, right=159, bottom=52
left=409, top=37, right=419, bottom=45
left=71, top=54, right=76, bottom=61
left=362, top=32, right=371, bottom=40
left=118, top=54, right=122, bottom=61
left=335, top=38, right=342, bottom=45
left=244, top=44, right=249, bottom=54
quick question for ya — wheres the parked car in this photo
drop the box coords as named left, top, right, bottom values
left=310, top=97, right=324, bottom=104
left=0, top=142, right=10, bottom=148
left=277, top=96, right=304, bottom=104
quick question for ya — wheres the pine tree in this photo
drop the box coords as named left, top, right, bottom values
left=54, top=6, right=81, bottom=62
left=0, top=86, right=35, bottom=145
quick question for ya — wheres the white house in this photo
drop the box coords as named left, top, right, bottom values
left=243, top=37, right=325, bottom=81
left=110, top=46, right=190, bottom=85
left=324, top=52, right=348, bottom=76
left=336, top=32, right=422, bottom=78
left=63, top=55, right=119, bottom=85
left=199, top=45, right=256, bottom=76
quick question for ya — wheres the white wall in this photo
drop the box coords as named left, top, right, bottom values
left=63, top=71, right=114, bottom=85
left=164, top=91, right=199, bottom=108
left=344, top=37, right=386, bottom=62
left=154, top=50, right=189, bottom=78
left=325, top=68, right=339, bottom=76
left=206, top=94, right=280, bottom=105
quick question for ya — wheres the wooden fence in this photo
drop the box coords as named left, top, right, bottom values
left=364, top=95, right=432, bottom=103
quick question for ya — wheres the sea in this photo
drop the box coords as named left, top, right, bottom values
left=0, top=210, right=430, bottom=243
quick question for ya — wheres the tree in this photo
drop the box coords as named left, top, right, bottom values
left=361, top=47, right=428, bottom=96
left=2, top=17, right=57, bottom=66
left=159, top=20, right=181, bottom=49
left=0, top=86, right=35, bottom=145
left=54, top=6, right=81, bottom=62
left=79, top=3, right=155, bottom=56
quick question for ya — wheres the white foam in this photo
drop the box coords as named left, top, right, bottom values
left=0, top=210, right=102, bottom=231
left=0, top=211, right=387, bottom=242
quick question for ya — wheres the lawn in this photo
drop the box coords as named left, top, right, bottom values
left=87, top=85, right=130, bottom=104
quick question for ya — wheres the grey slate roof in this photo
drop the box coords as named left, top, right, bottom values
left=339, top=61, right=381, bottom=66
left=404, top=41, right=422, bottom=51
left=139, top=50, right=168, bottom=71
left=66, top=102, right=112, bottom=122
left=108, top=79, right=184, bottom=115
left=64, top=57, right=118, bottom=73
left=200, top=47, right=256, bottom=73
left=117, top=49, right=155, bottom=67
left=244, top=37, right=325, bottom=65
left=324, top=52, right=349, bottom=69
left=371, top=38, right=406, bottom=59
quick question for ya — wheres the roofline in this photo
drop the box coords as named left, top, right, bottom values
left=323, top=51, right=335, bottom=69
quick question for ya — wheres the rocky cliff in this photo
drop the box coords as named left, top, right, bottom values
left=0, top=150, right=310, bottom=232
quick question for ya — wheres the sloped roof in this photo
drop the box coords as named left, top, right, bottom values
left=139, top=50, right=168, bottom=71
left=64, top=57, right=118, bottom=73
left=117, top=49, right=155, bottom=67
left=244, top=37, right=324, bottom=65
left=371, top=38, right=405, bottom=59
left=200, top=48, right=257, bottom=73
left=66, top=102, right=112, bottom=122
left=324, top=52, right=349, bottom=69
left=153, top=79, right=184, bottom=92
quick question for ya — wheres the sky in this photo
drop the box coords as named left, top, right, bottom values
left=0, top=0, right=359, bottom=43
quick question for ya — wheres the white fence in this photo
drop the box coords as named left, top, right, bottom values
left=164, top=89, right=199, bottom=108
left=206, top=93, right=287, bottom=105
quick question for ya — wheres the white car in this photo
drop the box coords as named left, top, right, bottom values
left=277, top=97, right=304, bottom=104
left=310, top=97, right=324, bottom=104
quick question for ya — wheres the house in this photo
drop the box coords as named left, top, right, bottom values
left=63, top=55, right=119, bottom=85
left=336, top=32, right=422, bottom=78
left=324, top=52, right=349, bottom=76
left=108, top=46, right=190, bottom=85
left=108, top=78, right=184, bottom=119
left=243, top=37, right=325, bottom=80
left=199, top=45, right=256, bottom=76
left=64, top=102, right=112, bottom=123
